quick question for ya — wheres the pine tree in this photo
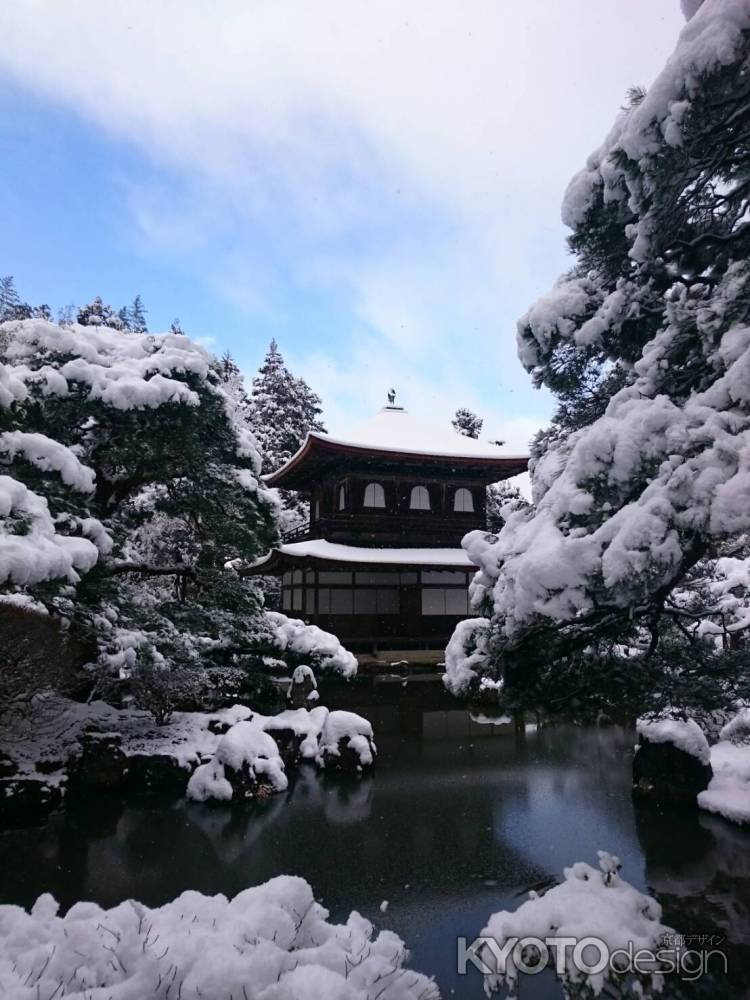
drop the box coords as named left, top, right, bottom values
left=170, top=318, right=184, bottom=335
left=249, top=339, right=325, bottom=474
left=1, top=319, right=355, bottom=718
left=57, top=304, right=76, bottom=327
left=31, top=304, right=53, bottom=321
left=129, top=294, right=148, bottom=333
left=77, top=296, right=123, bottom=329
left=445, top=1, right=750, bottom=717
left=452, top=407, right=483, bottom=439
left=117, top=306, right=131, bottom=330
left=0, top=276, right=20, bottom=321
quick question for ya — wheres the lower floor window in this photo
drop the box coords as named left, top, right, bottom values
left=318, top=587, right=400, bottom=614
left=421, top=587, right=471, bottom=616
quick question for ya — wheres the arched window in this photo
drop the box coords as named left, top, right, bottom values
left=409, top=485, right=431, bottom=510
left=363, top=482, right=386, bottom=508
left=337, top=485, right=346, bottom=510
left=453, top=487, right=474, bottom=512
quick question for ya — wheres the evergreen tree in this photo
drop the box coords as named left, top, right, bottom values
left=0, top=276, right=20, bottom=321
left=1, top=319, right=354, bottom=719
left=452, top=407, right=483, bottom=439
left=129, top=294, right=148, bottom=333
left=77, top=296, right=123, bottom=329
left=170, top=318, right=185, bottom=335
left=446, top=1, right=750, bottom=717
left=31, top=304, right=53, bottom=321
left=249, top=339, right=325, bottom=474
left=57, top=304, right=76, bottom=327
left=117, top=306, right=131, bottom=330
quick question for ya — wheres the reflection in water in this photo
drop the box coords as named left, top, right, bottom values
left=0, top=713, right=748, bottom=998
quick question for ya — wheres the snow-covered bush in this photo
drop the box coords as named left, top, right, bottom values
left=0, top=875, right=439, bottom=1000
left=443, top=617, right=493, bottom=697
left=480, top=852, right=673, bottom=999
left=447, top=0, right=750, bottom=713
left=189, top=707, right=376, bottom=801
left=317, top=710, right=376, bottom=771
left=265, top=612, right=358, bottom=678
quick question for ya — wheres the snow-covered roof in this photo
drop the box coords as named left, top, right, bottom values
left=324, top=407, right=521, bottom=460
left=265, top=406, right=528, bottom=488
left=249, top=538, right=476, bottom=571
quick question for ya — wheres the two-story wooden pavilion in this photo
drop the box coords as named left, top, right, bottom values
left=249, top=404, right=528, bottom=660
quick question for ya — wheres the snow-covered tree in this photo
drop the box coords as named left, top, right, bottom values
left=0, top=277, right=33, bottom=323
left=129, top=294, right=148, bottom=333
left=249, top=340, right=325, bottom=474
left=452, top=407, right=483, bottom=439
left=0, top=319, right=355, bottom=718
left=446, top=0, right=750, bottom=717
left=485, top=481, right=529, bottom=533
left=76, top=296, right=123, bottom=329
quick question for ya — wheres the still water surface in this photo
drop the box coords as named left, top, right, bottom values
left=1, top=712, right=748, bottom=998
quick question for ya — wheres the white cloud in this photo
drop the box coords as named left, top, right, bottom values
left=0, top=0, right=685, bottom=428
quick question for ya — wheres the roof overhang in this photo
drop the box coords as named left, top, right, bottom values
left=265, top=432, right=528, bottom=490
left=243, top=539, right=478, bottom=575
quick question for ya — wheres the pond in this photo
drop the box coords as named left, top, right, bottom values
left=1, top=711, right=748, bottom=998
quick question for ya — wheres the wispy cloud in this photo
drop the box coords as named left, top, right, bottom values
left=0, top=0, right=685, bottom=435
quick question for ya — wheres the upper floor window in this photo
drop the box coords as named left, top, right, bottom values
left=409, top=485, right=431, bottom=510
left=314, top=499, right=320, bottom=520
left=363, top=482, right=386, bottom=508
left=337, top=485, right=346, bottom=510
left=453, top=487, right=474, bottom=513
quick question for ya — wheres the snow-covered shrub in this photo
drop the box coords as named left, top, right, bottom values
left=443, top=617, right=493, bottom=697
left=480, top=852, right=673, bottom=998
left=720, top=707, right=750, bottom=745
left=317, top=710, right=376, bottom=772
left=447, top=1, right=750, bottom=712
left=0, top=875, right=439, bottom=1000
left=213, top=719, right=288, bottom=796
left=265, top=611, right=358, bottom=678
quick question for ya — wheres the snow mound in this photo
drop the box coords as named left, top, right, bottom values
left=186, top=760, right=233, bottom=802
left=254, top=706, right=330, bottom=759
left=318, top=710, right=376, bottom=769
left=481, top=852, right=673, bottom=998
left=636, top=715, right=711, bottom=765
left=698, top=740, right=750, bottom=825
left=215, top=720, right=288, bottom=791
left=0, top=876, right=439, bottom=1000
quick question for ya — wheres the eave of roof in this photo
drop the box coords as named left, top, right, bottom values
left=244, top=539, right=478, bottom=574
left=265, top=431, right=528, bottom=488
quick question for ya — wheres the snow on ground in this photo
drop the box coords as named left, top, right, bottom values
left=0, top=696, right=253, bottom=785
left=698, top=740, right=750, bottom=825
left=0, top=875, right=439, bottom=1000
left=636, top=715, right=711, bottom=765
left=480, top=852, right=673, bottom=998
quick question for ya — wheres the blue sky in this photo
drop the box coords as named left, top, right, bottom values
left=0, top=1, right=684, bottom=449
